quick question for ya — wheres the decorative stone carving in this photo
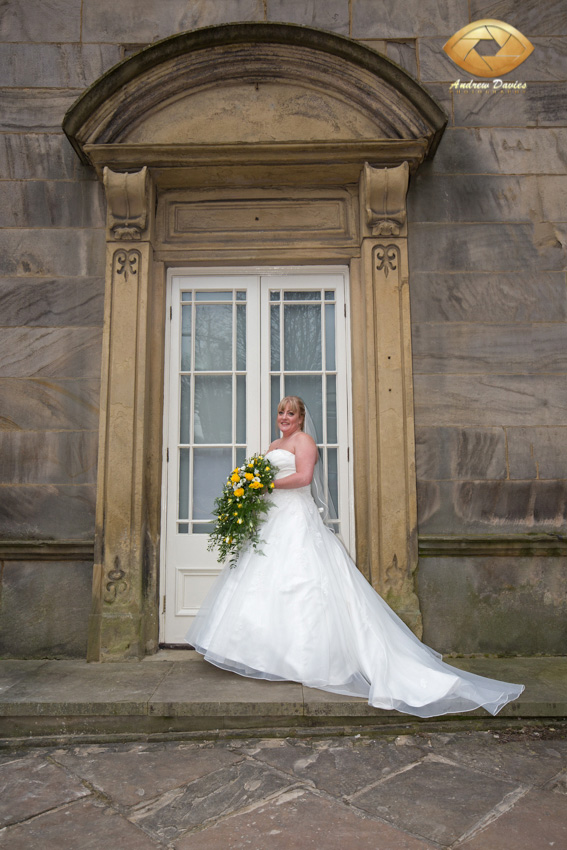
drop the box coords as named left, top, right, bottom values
left=103, top=166, right=149, bottom=241
left=113, top=249, right=139, bottom=282
left=361, top=161, right=409, bottom=237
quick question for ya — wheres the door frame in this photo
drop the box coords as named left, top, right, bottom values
left=159, top=265, right=355, bottom=644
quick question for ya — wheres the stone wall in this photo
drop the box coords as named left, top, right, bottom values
left=0, top=0, right=565, bottom=656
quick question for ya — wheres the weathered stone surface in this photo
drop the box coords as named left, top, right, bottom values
left=409, top=272, right=567, bottom=323
left=452, top=84, right=567, bottom=128
left=267, top=0, right=349, bottom=34
left=352, top=759, right=517, bottom=845
left=247, top=737, right=426, bottom=798
left=0, top=798, right=160, bottom=850
left=537, top=175, right=567, bottom=220
left=0, top=431, right=98, bottom=485
left=0, top=754, right=89, bottom=827
left=408, top=174, right=538, bottom=222
left=351, top=0, right=468, bottom=38
left=0, top=562, right=92, bottom=659
left=419, top=557, right=567, bottom=655
left=0, top=90, right=81, bottom=133
left=0, top=378, right=100, bottom=431
left=412, top=322, right=567, bottom=374
left=0, top=44, right=122, bottom=88
left=0, top=134, right=76, bottom=180
left=507, top=426, right=567, bottom=479
left=415, top=427, right=507, bottom=480
left=409, top=223, right=567, bottom=272
left=0, top=486, right=96, bottom=540
left=419, top=37, right=567, bottom=83
left=0, top=278, right=105, bottom=327
left=387, top=40, right=418, bottom=77
left=0, top=181, right=106, bottom=228
left=82, top=0, right=265, bottom=43
left=470, top=0, right=567, bottom=37
left=0, top=0, right=81, bottom=42
left=414, top=374, right=567, bottom=427
left=0, top=328, right=102, bottom=378
left=129, top=761, right=296, bottom=842
left=429, top=127, right=567, bottom=175
left=0, top=230, right=105, bottom=277
left=176, top=788, right=438, bottom=850
left=417, top=480, right=567, bottom=534
left=53, top=742, right=243, bottom=806
left=459, top=789, right=567, bottom=850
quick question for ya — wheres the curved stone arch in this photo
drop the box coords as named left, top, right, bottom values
left=64, top=23, right=447, bottom=661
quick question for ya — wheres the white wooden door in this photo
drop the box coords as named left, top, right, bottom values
left=161, top=268, right=352, bottom=644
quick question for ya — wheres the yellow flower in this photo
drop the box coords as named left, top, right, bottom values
left=270, top=482, right=275, bottom=488
left=237, top=518, right=243, bottom=524
left=234, top=487, right=244, bottom=497
left=230, top=472, right=240, bottom=483
left=265, top=466, right=270, bottom=471
left=244, top=472, right=254, bottom=480
left=233, top=512, right=238, bottom=516
left=248, top=462, right=254, bottom=468
left=249, top=481, right=263, bottom=489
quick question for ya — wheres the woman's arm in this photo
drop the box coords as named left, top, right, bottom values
left=273, top=435, right=317, bottom=489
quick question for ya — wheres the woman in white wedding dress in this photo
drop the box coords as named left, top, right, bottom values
left=186, top=396, right=524, bottom=718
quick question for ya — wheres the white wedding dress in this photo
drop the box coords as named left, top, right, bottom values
left=187, top=449, right=524, bottom=717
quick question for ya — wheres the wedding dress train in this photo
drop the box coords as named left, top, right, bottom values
left=186, top=449, right=524, bottom=717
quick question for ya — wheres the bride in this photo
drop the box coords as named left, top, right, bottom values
left=186, top=396, right=524, bottom=718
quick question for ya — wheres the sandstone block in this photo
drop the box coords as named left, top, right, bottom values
left=470, top=0, right=567, bottom=37
left=408, top=174, right=538, bottom=222
left=409, top=222, right=566, bottom=272
left=0, top=277, right=105, bottom=327
left=0, top=229, right=105, bottom=277
left=0, top=44, right=122, bottom=88
left=415, top=426, right=507, bottom=480
left=414, top=374, right=567, bottom=427
left=419, top=556, right=567, bottom=655
left=0, top=90, right=81, bottom=133
left=0, top=485, right=96, bottom=540
left=82, top=0, right=265, bottom=43
left=0, top=328, right=102, bottom=378
left=0, top=378, right=100, bottom=431
left=0, top=430, right=98, bottom=485
left=0, top=181, right=106, bottom=229
left=507, top=427, right=567, bottom=479
left=386, top=40, right=418, bottom=77
left=267, top=0, right=349, bottom=34
left=453, top=84, right=567, bottom=128
left=0, top=562, right=91, bottom=658
left=409, top=272, right=567, bottom=323
left=537, top=175, right=567, bottom=221
left=351, top=0, right=468, bottom=38
left=0, top=0, right=81, bottom=42
left=0, top=134, right=76, bottom=180
left=429, top=127, right=567, bottom=174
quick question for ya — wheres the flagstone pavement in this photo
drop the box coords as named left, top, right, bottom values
left=1, top=726, right=566, bottom=849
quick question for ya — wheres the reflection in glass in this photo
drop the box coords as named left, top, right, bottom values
left=284, top=291, right=320, bottom=301
left=326, top=375, right=337, bottom=443
left=324, top=290, right=334, bottom=301
left=195, top=291, right=232, bottom=301
left=270, top=290, right=280, bottom=301
left=236, top=290, right=246, bottom=301
left=325, top=303, right=336, bottom=370
left=193, top=448, right=232, bottom=519
left=270, top=305, right=280, bottom=371
left=181, top=290, right=192, bottom=301
left=285, top=375, right=322, bottom=441
left=236, top=375, right=246, bottom=444
left=284, top=304, right=321, bottom=371
left=271, top=374, right=280, bottom=442
left=178, top=448, right=190, bottom=519
left=180, top=376, right=191, bottom=443
left=236, top=447, right=246, bottom=468
left=194, top=304, right=232, bottom=371
left=181, top=304, right=192, bottom=371
left=193, top=523, right=215, bottom=534
left=193, top=375, right=232, bottom=443
left=236, top=304, right=246, bottom=371
left=178, top=523, right=189, bottom=534
left=327, top=448, right=339, bottom=520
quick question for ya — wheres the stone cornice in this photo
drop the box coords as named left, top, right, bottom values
left=418, top=534, right=567, bottom=557
left=0, top=540, right=95, bottom=561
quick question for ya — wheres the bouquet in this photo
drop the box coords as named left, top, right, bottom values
left=207, top=453, right=278, bottom=567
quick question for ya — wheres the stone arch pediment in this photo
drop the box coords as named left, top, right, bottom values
left=64, top=23, right=446, bottom=173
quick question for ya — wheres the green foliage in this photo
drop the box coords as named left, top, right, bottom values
left=207, top=454, right=279, bottom=568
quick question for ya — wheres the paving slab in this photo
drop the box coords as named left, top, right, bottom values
left=174, top=787, right=439, bottom=850
left=128, top=760, right=299, bottom=843
left=0, top=797, right=160, bottom=850
left=457, top=788, right=567, bottom=850
left=0, top=660, right=48, bottom=696
left=350, top=757, right=521, bottom=847
left=51, top=740, right=243, bottom=806
left=0, top=753, right=89, bottom=828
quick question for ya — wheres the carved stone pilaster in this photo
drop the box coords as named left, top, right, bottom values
left=103, top=166, right=150, bottom=241
left=360, top=161, right=409, bottom=238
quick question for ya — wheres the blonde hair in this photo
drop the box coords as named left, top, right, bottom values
left=277, top=396, right=305, bottom=431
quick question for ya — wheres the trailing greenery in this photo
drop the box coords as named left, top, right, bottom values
left=207, top=454, right=278, bottom=567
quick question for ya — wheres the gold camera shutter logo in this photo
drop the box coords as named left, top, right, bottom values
left=443, top=19, right=534, bottom=78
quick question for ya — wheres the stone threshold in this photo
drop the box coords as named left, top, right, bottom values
left=0, top=652, right=565, bottom=743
